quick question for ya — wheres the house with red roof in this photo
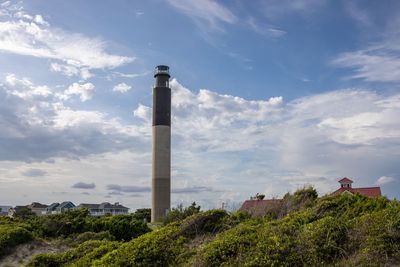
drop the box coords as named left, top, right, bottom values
left=331, top=177, right=381, bottom=198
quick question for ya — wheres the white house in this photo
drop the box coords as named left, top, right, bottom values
left=76, top=202, right=129, bottom=216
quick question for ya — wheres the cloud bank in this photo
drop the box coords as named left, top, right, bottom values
left=0, top=3, right=133, bottom=79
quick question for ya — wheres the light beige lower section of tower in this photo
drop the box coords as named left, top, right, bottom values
left=151, top=125, right=171, bottom=222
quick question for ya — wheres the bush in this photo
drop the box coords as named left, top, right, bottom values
left=26, top=253, right=61, bottom=267
left=315, top=193, right=389, bottom=220
left=0, top=224, right=32, bottom=257
left=163, top=202, right=201, bottom=225
left=27, top=240, right=120, bottom=267
left=95, top=210, right=230, bottom=266
left=132, top=208, right=151, bottom=222
left=87, top=215, right=151, bottom=241
left=94, top=225, right=185, bottom=266
left=296, top=216, right=349, bottom=265
left=32, top=208, right=90, bottom=238
left=201, top=224, right=258, bottom=266
left=347, top=202, right=400, bottom=265
left=27, top=209, right=150, bottom=241
left=179, top=209, right=229, bottom=237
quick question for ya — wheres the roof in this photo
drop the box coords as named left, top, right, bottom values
left=29, top=202, right=48, bottom=209
left=332, top=187, right=381, bottom=198
left=338, top=177, right=353, bottom=183
left=58, top=201, right=76, bottom=209
left=240, top=199, right=282, bottom=217
left=47, top=203, right=60, bottom=211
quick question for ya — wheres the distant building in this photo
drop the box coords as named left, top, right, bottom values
left=0, top=205, right=12, bottom=216
left=44, top=202, right=61, bottom=215
left=240, top=199, right=282, bottom=217
left=8, top=205, right=32, bottom=218
left=331, top=177, right=381, bottom=198
left=42, top=201, right=76, bottom=215
left=76, top=202, right=129, bottom=216
left=28, top=202, right=48, bottom=216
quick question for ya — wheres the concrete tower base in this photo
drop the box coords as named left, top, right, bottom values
left=151, top=125, right=171, bottom=222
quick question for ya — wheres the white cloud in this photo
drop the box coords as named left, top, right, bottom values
left=0, top=3, right=133, bottom=78
left=0, top=75, right=149, bottom=163
left=50, top=63, right=92, bottom=80
left=246, top=17, right=286, bottom=38
left=34, top=14, right=48, bottom=26
left=376, top=176, right=395, bottom=185
left=113, top=83, right=132, bottom=93
left=4, top=73, right=52, bottom=99
left=167, top=80, right=400, bottom=198
left=133, top=104, right=151, bottom=121
left=167, top=0, right=237, bottom=31
left=333, top=12, right=400, bottom=83
left=64, top=82, right=94, bottom=102
left=333, top=45, right=400, bottom=82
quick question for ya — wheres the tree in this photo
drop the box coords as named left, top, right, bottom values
left=132, top=208, right=151, bottom=222
left=256, top=193, right=265, bottom=200
left=163, top=202, right=201, bottom=224
left=13, top=206, right=36, bottom=220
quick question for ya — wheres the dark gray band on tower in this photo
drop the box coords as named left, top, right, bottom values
left=152, top=87, right=171, bottom=126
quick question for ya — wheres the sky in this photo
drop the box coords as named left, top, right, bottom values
left=0, top=0, right=399, bottom=211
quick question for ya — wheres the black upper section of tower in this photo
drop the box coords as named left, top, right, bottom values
left=153, top=65, right=171, bottom=126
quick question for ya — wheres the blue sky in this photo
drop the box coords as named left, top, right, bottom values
left=0, top=0, right=399, bottom=210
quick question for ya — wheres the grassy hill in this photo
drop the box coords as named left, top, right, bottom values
left=1, top=188, right=399, bottom=266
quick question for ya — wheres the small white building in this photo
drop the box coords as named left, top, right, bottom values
left=0, top=205, right=12, bottom=216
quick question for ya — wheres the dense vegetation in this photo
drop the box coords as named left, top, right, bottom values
left=0, top=217, right=32, bottom=257
left=1, top=189, right=399, bottom=266
left=0, top=208, right=150, bottom=260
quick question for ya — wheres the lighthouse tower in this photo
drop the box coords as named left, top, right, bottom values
left=151, top=65, right=171, bottom=222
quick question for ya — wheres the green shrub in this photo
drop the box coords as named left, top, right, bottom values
left=27, top=209, right=150, bottom=241
left=315, top=193, right=389, bottom=220
left=94, top=225, right=185, bottom=266
left=27, top=240, right=120, bottom=267
left=201, top=224, right=258, bottom=266
left=347, top=202, right=400, bottom=265
left=88, top=215, right=150, bottom=241
left=0, top=224, right=32, bottom=257
left=32, top=209, right=90, bottom=238
left=296, top=216, right=349, bottom=265
left=179, top=209, right=229, bottom=237
left=132, top=208, right=151, bottom=222
left=26, top=253, right=62, bottom=267
left=163, top=202, right=201, bottom=225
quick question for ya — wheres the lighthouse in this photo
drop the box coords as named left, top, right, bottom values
left=151, top=65, right=171, bottom=222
